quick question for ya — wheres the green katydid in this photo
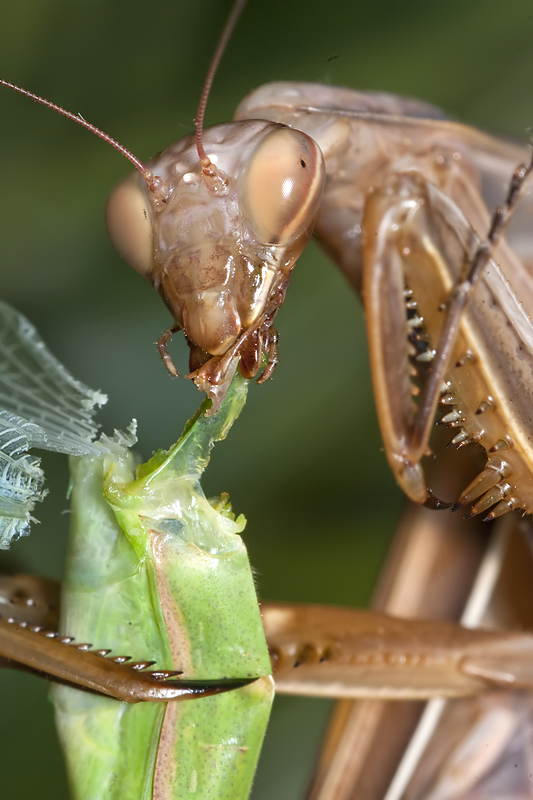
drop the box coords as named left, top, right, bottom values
left=0, top=299, right=274, bottom=798
left=55, top=390, right=275, bottom=799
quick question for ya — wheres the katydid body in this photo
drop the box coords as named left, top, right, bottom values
left=0, top=302, right=273, bottom=799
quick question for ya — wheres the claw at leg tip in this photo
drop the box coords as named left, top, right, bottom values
left=423, top=489, right=453, bottom=510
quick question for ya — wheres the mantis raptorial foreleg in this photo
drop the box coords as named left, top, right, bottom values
left=362, top=162, right=533, bottom=509
left=235, top=82, right=533, bottom=516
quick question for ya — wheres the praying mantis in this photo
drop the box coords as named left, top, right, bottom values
left=2, top=0, right=533, bottom=797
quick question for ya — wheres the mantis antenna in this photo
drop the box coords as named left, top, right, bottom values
left=0, top=80, right=171, bottom=206
left=0, top=0, right=248, bottom=203
left=195, top=0, right=248, bottom=168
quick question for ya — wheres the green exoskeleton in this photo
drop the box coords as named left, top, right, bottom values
left=3, top=0, right=533, bottom=798
left=0, top=301, right=274, bottom=798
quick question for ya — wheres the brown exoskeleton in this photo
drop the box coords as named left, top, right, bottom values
left=2, top=1, right=533, bottom=798
left=106, top=115, right=325, bottom=408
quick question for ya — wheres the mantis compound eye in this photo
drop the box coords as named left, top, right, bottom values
left=241, top=127, right=325, bottom=245
left=106, top=171, right=154, bottom=276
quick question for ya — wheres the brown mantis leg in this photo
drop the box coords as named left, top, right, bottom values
left=0, top=575, right=253, bottom=702
left=362, top=164, right=533, bottom=506
left=266, top=594, right=533, bottom=699
left=157, top=322, right=182, bottom=378
left=306, top=512, right=533, bottom=797
left=408, top=158, right=533, bottom=465
left=306, top=494, right=488, bottom=800
left=390, top=519, right=533, bottom=798
left=8, top=517, right=533, bottom=707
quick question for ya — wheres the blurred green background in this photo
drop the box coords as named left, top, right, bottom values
left=0, top=0, right=532, bottom=797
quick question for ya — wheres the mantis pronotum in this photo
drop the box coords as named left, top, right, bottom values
left=1, top=0, right=533, bottom=797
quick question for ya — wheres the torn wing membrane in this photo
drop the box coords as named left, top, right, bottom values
left=0, top=301, right=107, bottom=453
left=0, top=301, right=111, bottom=547
left=0, top=411, right=46, bottom=547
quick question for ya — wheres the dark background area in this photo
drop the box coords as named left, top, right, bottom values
left=0, top=1, right=532, bottom=797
